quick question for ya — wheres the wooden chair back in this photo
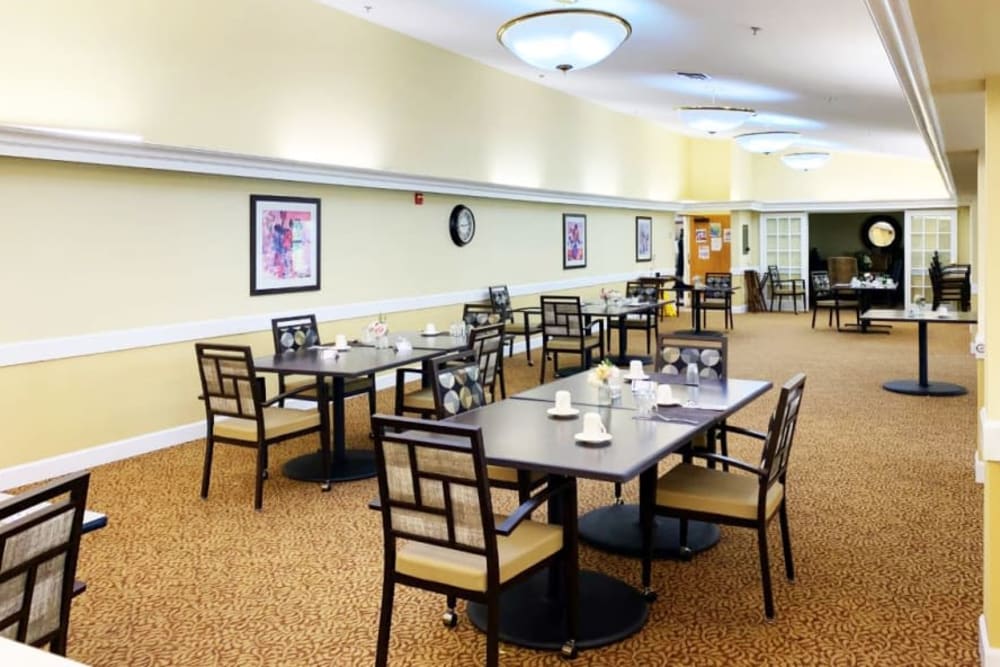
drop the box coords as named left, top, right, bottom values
left=625, top=281, right=658, bottom=302
left=467, top=323, right=504, bottom=402
left=704, top=272, right=732, bottom=299
left=429, top=349, right=488, bottom=418
left=487, top=285, right=515, bottom=324
left=271, top=314, right=321, bottom=352
left=540, top=295, right=586, bottom=338
left=0, top=472, right=90, bottom=655
left=760, top=373, right=807, bottom=492
left=195, top=343, right=262, bottom=421
left=658, top=333, right=727, bottom=380
left=462, top=303, right=497, bottom=328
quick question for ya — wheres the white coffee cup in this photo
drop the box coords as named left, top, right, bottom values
left=629, top=359, right=644, bottom=377
left=937, top=305, right=949, bottom=315
left=657, top=384, right=673, bottom=404
left=554, top=390, right=572, bottom=413
left=582, top=412, right=606, bottom=436
left=424, top=322, right=437, bottom=334
left=334, top=334, right=348, bottom=349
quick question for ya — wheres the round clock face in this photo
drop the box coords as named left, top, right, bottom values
left=449, top=205, right=476, bottom=246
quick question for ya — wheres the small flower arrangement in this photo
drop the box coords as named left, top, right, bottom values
left=367, top=314, right=388, bottom=338
left=588, top=359, right=620, bottom=386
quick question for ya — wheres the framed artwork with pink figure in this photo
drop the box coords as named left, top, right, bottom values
left=250, top=194, right=321, bottom=295
left=563, top=213, right=587, bottom=269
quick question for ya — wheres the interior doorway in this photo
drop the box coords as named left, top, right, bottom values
left=687, top=214, right=731, bottom=282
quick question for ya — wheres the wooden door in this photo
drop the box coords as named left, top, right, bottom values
left=688, top=214, right=731, bottom=282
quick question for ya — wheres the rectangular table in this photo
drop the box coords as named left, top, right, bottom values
left=861, top=308, right=978, bottom=396
left=361, top=330, right=469, bottom=352
left=833, top=283, right=895, bottom=333
left=672, top=285, right=739, bottom=337
left=445, top=374, right=771, bottom=650
left=255, top=346, right=443, bottom=485
left=580, top=299, right=672, bottom=365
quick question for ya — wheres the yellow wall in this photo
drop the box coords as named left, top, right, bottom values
left=684, top=137, right=732, bottom=201
left=0, top=0, right=686, bottom=201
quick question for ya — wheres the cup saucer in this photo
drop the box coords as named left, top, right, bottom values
left=624, top=373, right=649, bottom=381
left=574, top=432, right=612, bottom=444
left=656, top=400, right=681, bottom=407
left=421, top=330, right=440, bottom=336
left=547, top=407, right=580, bottom=418
left=334, top=345, right=351, bottom=351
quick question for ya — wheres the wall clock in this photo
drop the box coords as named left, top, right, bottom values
left=449, top=205, right=476, bottom=247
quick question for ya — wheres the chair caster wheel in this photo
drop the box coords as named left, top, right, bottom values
left=678, top=547, right=693, bottom=561
left=321, top=482, right=332, bottom=492
left=641, top=587, right=658, bottom=602
left=261, top=470, right=269, bottom=480
left=614, top=497, right=625, bottom=506
left=442, top=609, right=458, bottom=628
left=560, top=640, right=577, bottom=659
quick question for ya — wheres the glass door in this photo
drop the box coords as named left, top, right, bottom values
left=904, top=209, right=957, bottom=306
left=760, top=213, right=809, bottom=310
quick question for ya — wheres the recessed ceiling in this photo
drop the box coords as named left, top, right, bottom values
left=318, top=0, right=929, bottom=159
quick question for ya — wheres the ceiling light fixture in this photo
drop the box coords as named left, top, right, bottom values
left=497, top=9, right=631, bottom=73
left=781, top=151, right=831, bottom=171
left=677, top=106, right=756, bottom=134
left=734, top=131, right=801, bottom=154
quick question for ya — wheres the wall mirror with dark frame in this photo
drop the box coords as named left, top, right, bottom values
left=861, top=215, right=901, bottom=251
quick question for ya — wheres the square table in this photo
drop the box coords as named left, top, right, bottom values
left=580, top=299, right=672, bottom=365
left=672, top=284, right=740, bottom=337
left=861, top=308, right=978, bottom=395
left=833, top=283, right=896, bottom=333
left=255, top=346, right=443, bottom=486
left=360, top=330, right=469, bottom=352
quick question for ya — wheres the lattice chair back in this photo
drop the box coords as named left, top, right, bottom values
left=541, top=295, right=586, bottom=337
left=373, top=416, right=496, bottom=563
left=766, top=265, right=782, bottom=284
left=271, top=314, right=321, bottom=352
left=0, top=472, right=89, bottom=654
left=488, top=285, right=515, bottom=324
left=196, top=344, right=261, bottom=419
left=704, top=273, right=732, bottom=299
left=625, top=281, right=659, bottom=303
left=430, top=350, right=488, bottom=418
left=658, top=334, right=727, bottom=380
left=761, top=373, right=807, bottom=490
left=462, top=303, right=497, bottom=328
left=810, top=271, right=832, bottom=295
left=468, top=323, right=504, bottom=402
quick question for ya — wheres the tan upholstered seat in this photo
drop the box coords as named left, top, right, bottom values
left=372, top=415, right=578, bottom=666
left=656, top=464, right=784, bottom=521
left=545, top=334, right=602, bottom=351
left=213, top=407, right=321, bottom=441
left=539, top=295, right=605, bottom=383
left=396, top=515, right=562, bottom=591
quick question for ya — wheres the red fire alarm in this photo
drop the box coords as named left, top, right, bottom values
left=414, top=192, right=424, bottom=205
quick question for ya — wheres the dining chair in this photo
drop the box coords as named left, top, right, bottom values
left=622, top=281, right=660, bottom=353
left=700, top=272, right=734, bottom=329
left=371, top=414, right=579, bottom=666
left=766, top=265, right=807, bottom=314
left=488, top=284, right=543, bottom=365
left=271, top=315, right=377, bottom=430
left=0, top=471, right=90, bottom=656
left=640, top=373, right=806, bottom=619
left=468, top=322, right=506, bottom=400
left=539, top=295, right=605, bottom=383
left=809, top=270, right=857, bottom=329
left=195, top=343, right=323, bottom=510
left=429, top=349, right=546, bottom=502
left=930, top=262, right=971, bottom=311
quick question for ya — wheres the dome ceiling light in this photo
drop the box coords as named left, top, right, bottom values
left=781, top=151, right=832, bottom=171
left=677, top=106, right=756, bottom=134
left=734, top=131, right=801, bottom=154
left=497, top=9, right=632, bottom=73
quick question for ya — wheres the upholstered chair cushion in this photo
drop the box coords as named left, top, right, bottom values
left=656, top=464, right=784, bottom=521
left=546, top=335, right=602, bottom=351
left=214, top=407, right=321, bottom=441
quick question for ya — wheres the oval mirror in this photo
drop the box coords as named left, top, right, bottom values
left=867, top=221, right=896, bottom=248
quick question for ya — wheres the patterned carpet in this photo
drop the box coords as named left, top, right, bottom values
left=63, top=310, right=981, bottom=666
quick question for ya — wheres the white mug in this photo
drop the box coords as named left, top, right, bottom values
left=937, top=305, right=949, bottom=314
left=582, top=412, right=606, bottom=436
left=334, top=334, right=348, bottom=348
left=425, top=322, right=437, bottom=333
left=629, top=359, right=644, bottom=377
left=657, top=384, right=673, bottom=404
left=554, top=390, right=572, bottom=412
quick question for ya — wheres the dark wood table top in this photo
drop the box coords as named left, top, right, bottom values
left=447, top=375, right=771, bottom=483
left=254, top=345, right=441, bottom=377
left=580, top=299, right=673, bottom=317
left=369, top=330, right=469, bottom=351
left=861, top=308, right=978, bottom=324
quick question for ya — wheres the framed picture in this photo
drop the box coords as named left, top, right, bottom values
left=563, top=213, right=587, bottom=269
left=250, top=195, right=321, bottom=296
left=635, top=216, right=652, bottom=262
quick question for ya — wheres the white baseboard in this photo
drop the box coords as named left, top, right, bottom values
left=981, top=615, right=1000, bottom=666
left=976, top=451, right=986, bottom=484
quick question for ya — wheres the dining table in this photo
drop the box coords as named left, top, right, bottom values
left=512, top=371, right=773, bottom=558
left=255, top=345, right=444, bottom=486
left=861, top=308, right=978, bottom=396
left=672, top=284, right=739, bottom=337
left=833, top=282, right=896, bottom=333
left=580, top=299, right=672, bottom=366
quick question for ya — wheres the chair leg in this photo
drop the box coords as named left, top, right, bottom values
left=523, top=333, right=534, bottom=366
left=375, top=575, right=395, bottom=667
left=201, top=435, right=215, bottom=499
left=539, top=345, right=548, bottom=384
left=613, top=481, right=624, bottom=505
left=757, top=525, right=775, bottom=619
left=779, top=502, right=795, bottom=581
left=254, top=444, right=266, bottom=511
left=486, top=595, right=500, bottom=667
left=810, top=306, right=818, bottom=328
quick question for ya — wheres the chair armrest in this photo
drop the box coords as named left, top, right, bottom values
left=495, top=477, right=571, bottom=535
left=718, top=423, right=766, bottom=441
left=395, top=367, right=424, bottom=384
left=262, top=385, right=318, bottom=406
left=687, top=451, right=764, bottom=476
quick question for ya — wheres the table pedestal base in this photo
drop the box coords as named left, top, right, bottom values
left=282, top=450, right=375, bottom=483
left=578, top=503, right=720, bottom=558
left=673, top=329, right=724, bottom=338
left=883, top=380, right=967, bottom=396
left=466, top=569, right=647, bottom=650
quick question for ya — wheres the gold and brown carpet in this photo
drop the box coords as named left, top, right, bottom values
left=65, top=311, right=980, bottom=665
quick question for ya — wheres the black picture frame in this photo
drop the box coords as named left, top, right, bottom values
left=635, top=216, right=652, bottom=262
left=250, top=194, right=321, bottom=296
left=563, top=213, right=587, bottom=269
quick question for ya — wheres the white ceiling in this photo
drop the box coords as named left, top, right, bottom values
left=318, top=0, right=930, bottom=159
